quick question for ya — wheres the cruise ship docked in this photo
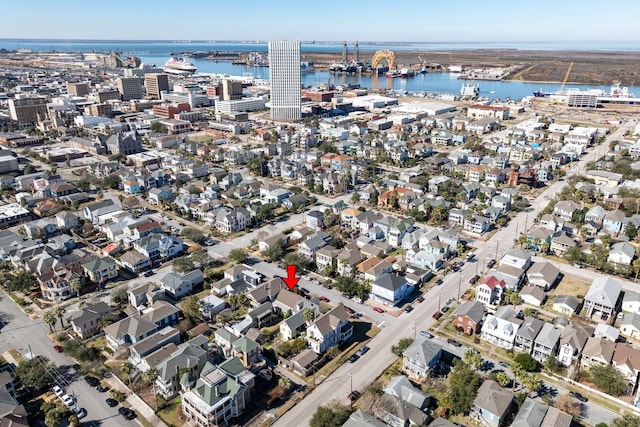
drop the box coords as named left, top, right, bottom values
left=163, top=57, right=197, bottom=75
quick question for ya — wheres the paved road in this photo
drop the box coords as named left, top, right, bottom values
left=0, top=290, right=137, bottom=427
left=273, top=125, right=633, bottom=426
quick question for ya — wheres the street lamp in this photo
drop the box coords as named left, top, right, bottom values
left=457, top=275, right=462, bottom=302
left=349, top=373, right=353, bottom=410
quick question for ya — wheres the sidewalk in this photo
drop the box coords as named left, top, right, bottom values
left=105, top=372, right=168, bottom=427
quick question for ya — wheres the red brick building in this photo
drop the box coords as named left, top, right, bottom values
left=453, top=301, right=485, bottom=335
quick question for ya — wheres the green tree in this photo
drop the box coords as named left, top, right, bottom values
left=625, top=222, right=637, bottom=239
left=151, top=121, right=168, bottom=133
left=181, top=227, right=206, bottom=244
left=101, top=174, right=121, bottom=190
left=495, top=371, right=511, bottom=388
left=463, top=348, right=483, bottom=371
left=277, top=337, right=307, bottom=358
left=309, top=402, right=351, bottom=427
left=76, top=177, right=91, bottom=192
left=303, top=307, right=316, bottom=324
left=70, top=277, right=82, bottom=299
left=15, top=357, right=53, bottom=390
left=144, top=367, right=160, bottom=410
left=173, top=257, right=196, bottom=274
left=53, top=305, right=66, bottom=329
left=588, top=364, right=629, bottom=396
left=278, top=376, right=292, bottom=390
left=283, top=252, right=310, bottom=272
left=262, top=240, right=285, bottom=262
left=121, top=361, right=134, bottom=390
left=521, top=372, right=542, bottom=396
left=43, top=310, right=57, bottom=333
left=543, top=356, right=565, bottom=375
left=44, top=403, right=67, bottom=427
left=612, top=414, right=640, bottom=427
left=111, top=287, right=128, bottom=306
left=228, top=248, right=248, bottom=264
left=447, top=360, right=481, bottom=415
left=513, top=354, right=540, bottom=372
left=182, top=295, right=201, bottom=322
left=391, top=338, right=414, bottom=357
left=503, top=289, right=522, bottom=305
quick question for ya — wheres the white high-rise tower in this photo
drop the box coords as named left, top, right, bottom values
left=268, top=40, right=301, bottom=120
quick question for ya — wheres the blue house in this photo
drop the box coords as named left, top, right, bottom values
left=471, top=380, right=514, bottom=427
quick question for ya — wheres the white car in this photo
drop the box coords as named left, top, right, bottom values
left=52, top=385, right=64, bottom=398
left=61, top=394, right=75, bottom=407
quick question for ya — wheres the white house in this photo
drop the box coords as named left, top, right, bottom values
left=306, top=305, right=353, bottom=354
left=371, top=273, right=414, bottom=307
left=481, top=306, right=522, bottom=350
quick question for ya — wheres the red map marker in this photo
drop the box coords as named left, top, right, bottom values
left=282, top=265, right=300, bottom=290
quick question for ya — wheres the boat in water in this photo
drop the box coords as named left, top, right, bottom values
left=163, top=57, right=197, bottom=74
left=533, top=89, right=553, bottom=97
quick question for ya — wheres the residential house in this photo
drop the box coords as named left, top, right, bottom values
left=119, top=250, right=152, bottom=273
left=280, top=311, right=308, bottom=341
left=213, top=329, right=239, bottom=358
left=129, top=327, right=182, bottom=372
left=500, top=248, right=532, bottom=270
left=383, top=375, right=431, bottom=410
left=181, top=358, right=255, bottom=427
left=471, top=380, right=514, bottom=427
left=104, top=315, right=157, bottom=352
left=371, top=273, right=413, bottom=307
left=67, top=302, right=112, bottom=339
left=160, top=269, right=204, bottom=300
left=82, top=256, right=118, bottom=284
left=581, top=337, right=616, bottom=367
left=514, top=317, right=544, bottom=354
left=553, top=201, right=581, bottom=221
left=476, top=276, right=506, bottom=306
left=306, top=305, right=353, bottom=354
left=154, top=335, right=209, bottom=399
left=343, top=410, right=387, bottom=427
left=554, top=294, right=580, bottom=316
left=620, top=313, right=640, bottom=339
left=290, top=349, right=318, bottom=377
left=215, top=207, right=252, bottom=234
left=532, top=323, right=562, bottom=363
left=305, top=210, right=325, bottom=231
left=55, top=211, right=79, bottom=230
left=585, top=205, right=607, bottom=225
left=402, top=337, right=443, bottom=382
left=558, top=322, right=593, bottom=367
left=127, top=282, right=165, bottom=310
left=583, top=277, right=622, bottom=320
left=315, top=245, right=339, bottom=273
left=526, top=262, right=561, bottom=291
left=520, top=286, right=546, bottom=307
left=603, top=209, right=625, bottom=234
left=612, top=343, right=640, bottom=385
left=622, top=290, right=640, bottom=314
left=374, top=393, right=429, bottom=427
left=453, top=301, right=484, bottom=335
left=299, top=233, right=330, bottom=260
left=550, top=233, right=577, bottom=256
left=481, top=306, right=523, bottom=350
left=133, top=233, right=183, bottom=261
left=148, top=187, right=174, bottom=205
left=232, top=336, right=261, bottom=368
left=607, top=242, right=636, bottom=266
left=511, top=398, right=572, bottom=427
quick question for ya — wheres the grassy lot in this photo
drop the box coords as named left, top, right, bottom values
left=157, top=397, right=183, bottom=426
left=551, top=275, right=590, bottom=299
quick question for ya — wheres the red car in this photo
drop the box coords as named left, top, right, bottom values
left=319, top=296, right=330, bottom=303
left=416, top=296, right=425, bottom=303
left=373, top=307, right=384, bottom=313
left=432, top=311, right=443, bottom=320
left=53, top=345, right=63, bottom=353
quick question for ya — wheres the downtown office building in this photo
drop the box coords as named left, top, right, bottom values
left=268, top=40, right=301, bottom=120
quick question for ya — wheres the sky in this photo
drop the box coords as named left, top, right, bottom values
left=1, top=0, right=639, bottom=43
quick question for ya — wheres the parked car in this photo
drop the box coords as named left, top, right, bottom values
left=319, top=296, right=330, bottom=303
left=569, top=391, right=588, bottom=402
left=420, top=330, right=434, bottom=339
left=96, top=385, right=109, bottom=393
left=105, top=398, right=118, bottom=407
left=447, top=339, right=462, bottom=347
left=432, top=311, right=443, bottom=320
left=347, top=354, right=360, bottom=363
left=487, top=259, right=496, bottom=268
left=52, top=385, right=64, bottom=398
left=344, top=306, right=356, bottom=315
left=85, top=376, right=100, bottom=387
left=355, top=346, right=370, bottom=357
left=499, top=361, right=510, bottom=368
left=299, top=287, right=310, bottom=295
left=469, top=275, right=480, bottom=284
left=441, top=305, right=450, bottom=313
left=416, top=295, right=425, bottom=303
left=348, top=390, right=361, bottom=401
left=404, top=305, right=414, bottom=313
left=373, top=307, right=384, bottom=313
left=435, top=279, right=443, bottom=286
left=72, top=407, right=87, bottom=420
left=143, top=270, right=154, bottom=277
left=61, top=394, right=75, bottom=407
left=53, top=345, right=63, bottom=353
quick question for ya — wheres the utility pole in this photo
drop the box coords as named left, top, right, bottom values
left=457, top=275, right=461, bottom=302
left=495, top=241, right=499, bottom=260
left=349, top=373, right=353, bottom=410
left=438, top=292, right=442, bottom=310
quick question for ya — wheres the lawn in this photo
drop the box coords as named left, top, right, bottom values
left=551, top=275, right=590, bottom=299
left=157, top=397, right=184, bottom=426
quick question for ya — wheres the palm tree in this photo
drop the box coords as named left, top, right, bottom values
left=53, top=306, right=66, bottom=329
left=521, top=372, right=542, bottom=396
left=495, top=371, right=511, bottom=388
left=121, top=361, right=134, bottom=390
left=303, top=308, right=315, bottom=325
left=97, top=316, right=111, bottom=330
left=43, top=310, right=57, bottom=333
left=236, top=293, right=248, bottom=308
left=228, top=294, right=238, bottom=311
left=463, top=348, right=483, bottom=371
left=510, top=362, right=525, bottom=391
left=70, top=277, right=82, bottom=299
left=143, top=367, right=159, bottom=411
